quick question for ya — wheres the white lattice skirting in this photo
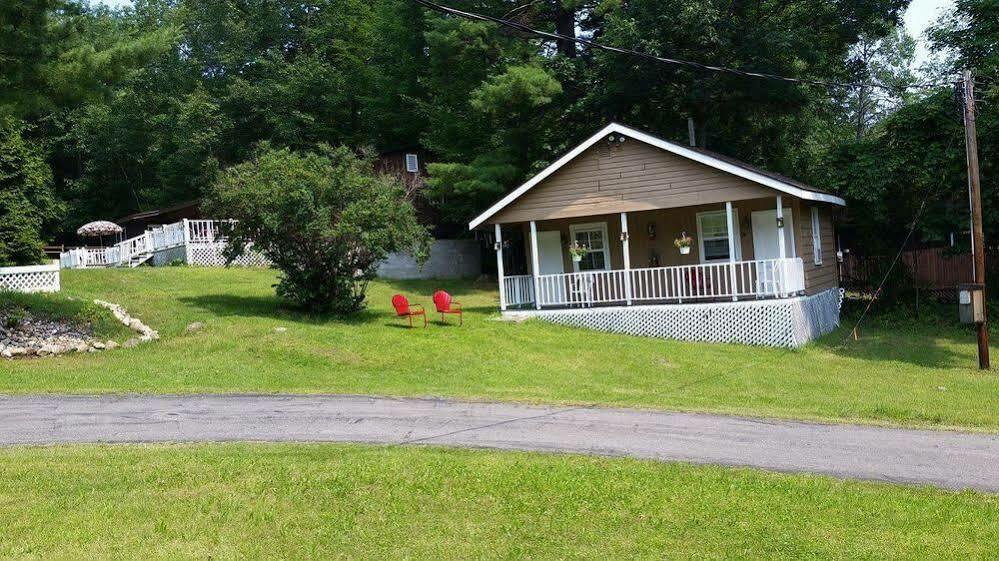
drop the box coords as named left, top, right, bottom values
left=0, top=263, right=61, bottom=293
left=185, top=243, right=271, bottom=268
left=514, top=289, right=842, bottom=348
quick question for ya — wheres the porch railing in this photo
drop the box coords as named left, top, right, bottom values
left=148, top=221, right=186, bottom=249
left=60, top=219, right=234, bottom=269
left=504, top=274, right=535, bottom=307
left=503, top=258, right=805, bottom=308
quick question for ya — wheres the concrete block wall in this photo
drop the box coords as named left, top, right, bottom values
left=377, top=239, right=482, bottom=280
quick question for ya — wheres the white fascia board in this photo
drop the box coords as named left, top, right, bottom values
left=468, top=123, right=844, bottom=230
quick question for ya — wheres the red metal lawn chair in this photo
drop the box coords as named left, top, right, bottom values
left=432, top=290, right=463, bottom=326
left=392, top=294, right=427, bottom=328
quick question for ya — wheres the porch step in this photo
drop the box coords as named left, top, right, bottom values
left=125, top=254, right=153, bottom=268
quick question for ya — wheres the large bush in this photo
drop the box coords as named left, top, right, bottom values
left=204, top=144, right=431, bottom=314
left=0, top=118, right=61, bottom=266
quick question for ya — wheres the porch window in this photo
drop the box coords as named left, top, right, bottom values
left=696, top=210, right=739, bottom=263
left=569, top=222, right=610, bottom=271
left=811, top=207, right=823, bottom=265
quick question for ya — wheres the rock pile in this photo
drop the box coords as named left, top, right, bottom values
left=0, top=300, right=158, bottom=359
left=0, top=313, right=112, bottom=358
left=93, top=300, right=160, bottom=347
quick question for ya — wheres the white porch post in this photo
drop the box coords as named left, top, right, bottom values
left=776, top=196, right=787, bottom=297
left=494, top=223, right=507, bottom=311
left=776, top=196, right=786, bottom=258
left=726, top=201, right=738, bottom=302
left=182, top=218, right=192, bottom=264
left=529, top=220, right=542, bottom=310
left=620, top=212, right=632, bottom=305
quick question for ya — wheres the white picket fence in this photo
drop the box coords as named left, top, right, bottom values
left=0, top=262, right=61, bottom=293
left=505, top=258, right=805, bottom=309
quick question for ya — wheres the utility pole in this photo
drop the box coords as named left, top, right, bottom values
left=963, top=69, right=990, bottom=370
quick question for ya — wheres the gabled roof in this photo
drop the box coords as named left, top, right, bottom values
left=468, top=123, right=845, bottom=230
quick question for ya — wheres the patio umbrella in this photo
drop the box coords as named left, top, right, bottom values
left=76, top=221, right=124, bottom=247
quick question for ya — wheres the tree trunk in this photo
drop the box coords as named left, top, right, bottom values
left=553, top=2, right=577, bottom=58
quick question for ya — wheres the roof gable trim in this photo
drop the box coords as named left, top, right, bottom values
left=468, top=123, right=844, bottom=230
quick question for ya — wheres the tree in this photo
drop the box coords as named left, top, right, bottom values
left=841, top=28, right=917, bottom=139
left=0, top=119, right=62, bottom=266
left=0, top=0, right=178, bottom=117
left=203, top=144, right=431, bottom=314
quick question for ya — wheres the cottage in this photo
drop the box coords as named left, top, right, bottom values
left=469, top=123, right=844, bottom=347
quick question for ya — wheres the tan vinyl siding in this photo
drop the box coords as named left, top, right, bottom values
left=799, top=204, right=839, bottom=294
left=491, top=140, right=773, bottom=224
left=522, top=215, right=624, bottom=275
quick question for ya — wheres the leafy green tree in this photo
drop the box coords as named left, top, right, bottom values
left=203, top=144, right=431, bottom=314
left=0, top=0, right=178, bottom=116
left=817, top=0, right=997, bottom=254
left=0, top=119, right=62, bottom=265
left=841, top=28, right=918, bottom=139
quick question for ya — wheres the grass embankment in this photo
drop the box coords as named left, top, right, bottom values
left=1, top=443, right=996, bottom=559
left=0, top=291, right=131, bottom=341
left=2, top=267, right=998, bottom=431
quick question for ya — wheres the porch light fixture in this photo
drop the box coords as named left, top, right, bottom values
left=776, top=216, right=785, bottom=228
left=620, top=231, right=629, bottom=242
left=493, top=241, right=502, bottom=251
left=647, top=223, right=656, bottom=240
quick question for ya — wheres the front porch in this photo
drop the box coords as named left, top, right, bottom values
left=495, top=196, right=807, bottom=311
left=502, top=257, right=804, bottom=309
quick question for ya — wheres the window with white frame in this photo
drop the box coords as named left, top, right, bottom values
left=569, top=222, right=610, bottom=271
left=405, top=153, right=419, bottom=173
left=811, top=207, right=823, bottom=265
left=696, top=210, right=739, bottom=263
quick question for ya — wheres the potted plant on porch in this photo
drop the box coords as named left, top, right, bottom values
left=568, top=240, right=589, bottom=262
left=674, top=232, right=693, bottom=255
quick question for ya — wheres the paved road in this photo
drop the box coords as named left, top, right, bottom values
left=2, top=394, right=997, bottom=492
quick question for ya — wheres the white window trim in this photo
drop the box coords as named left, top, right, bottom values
left=696, top=209, right=741, bottom=263
left=811, top=207, right=823, bottom=265
left=569, top=222, right=611, bottom=272
left=405, top=153, right=419, bottom=173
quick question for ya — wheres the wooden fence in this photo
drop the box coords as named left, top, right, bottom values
left=841, top=247, right=999, bottom=301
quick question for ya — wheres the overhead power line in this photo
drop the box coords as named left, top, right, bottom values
left=412, top=0, right=958, bottom=93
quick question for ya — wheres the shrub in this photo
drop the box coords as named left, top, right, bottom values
left=204, top=144, right=431, bottom=314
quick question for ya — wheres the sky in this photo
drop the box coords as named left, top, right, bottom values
left=904, top=0, right=955, bottom=64
left=94, top=0, right=954, bottom=63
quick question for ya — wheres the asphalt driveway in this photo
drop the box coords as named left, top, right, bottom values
left=2, top=394, right=998, bottom=492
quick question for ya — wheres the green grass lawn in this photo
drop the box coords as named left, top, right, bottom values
left=2, top=267, right=998, bottom=431
left=1, top=443, right=996, bottom=559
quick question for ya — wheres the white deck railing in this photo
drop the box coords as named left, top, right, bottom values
left=60, top=247, right=121, bottom=269
left=503, top=274, right=535, bottom=306
left=148, top=221, right=186, bottom=249
left=187, top=219, right=229, bottom=244
left=117, top=232, right=152, bottom=263
left=60, top=219, right=228, bottom=269
left=503, top=258, right=805, bottom=308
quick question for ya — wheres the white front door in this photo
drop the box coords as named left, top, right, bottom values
left=752, top=208, right=795, bottom=294
left=537, top=231, right=564, bottom=275
left=537, top=231, right=565, bottom=304
left=751, top=209, right=795, bottom=260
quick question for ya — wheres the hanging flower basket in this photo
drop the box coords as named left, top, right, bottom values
left=674, top=232, right=693, bottom=255
left=568, top=241, right=589, bottom=262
